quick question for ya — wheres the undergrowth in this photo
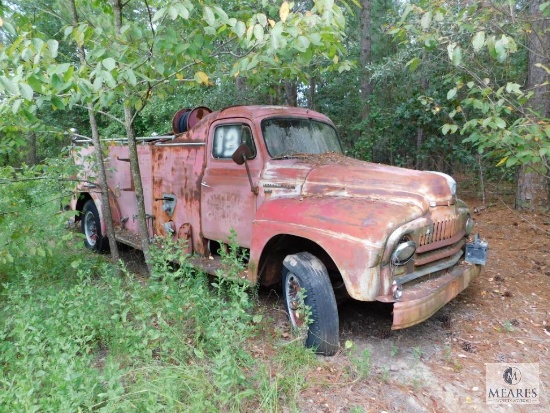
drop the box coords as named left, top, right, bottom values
left=0, top=163, right=317, bottom=412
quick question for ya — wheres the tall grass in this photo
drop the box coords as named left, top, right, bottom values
left=0, top=163, right=318, bottom=412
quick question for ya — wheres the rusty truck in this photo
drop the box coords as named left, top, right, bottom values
left=71, top=105, right=488, bottom=355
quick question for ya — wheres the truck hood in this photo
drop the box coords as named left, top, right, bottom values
left=260, top=154, right=455, bottom=212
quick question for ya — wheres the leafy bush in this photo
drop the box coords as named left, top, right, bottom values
left=0, top=179, right=318, bottom=412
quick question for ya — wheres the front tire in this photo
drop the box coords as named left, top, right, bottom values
left=282, top=252, right=339, bottom=356
left=81, top=200, right=107, bottom=252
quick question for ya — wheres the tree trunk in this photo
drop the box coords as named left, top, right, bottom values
left=515, top=0, right=550, bottom=211
left=359, top=0, right=374, bottom=119
left=308, top=77, right=316, bottom=109
left=26, top=132, right=37, bottom=166
left=69, top=0, right=121, bottom=268
left=416, top=63, right=429, bottom=170
left=124, top=104, right=153, bottom=270
left=112, top=0, right=153, bottom=272
left=284, top=80, right=298, bottom=106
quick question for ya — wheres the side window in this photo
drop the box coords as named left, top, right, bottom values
left=212, top=124, right=257, bottom=159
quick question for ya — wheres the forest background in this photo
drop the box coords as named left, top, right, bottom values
left=0, top=0, right=548, bottom=411
left=1, top=0, right=548, bottom=211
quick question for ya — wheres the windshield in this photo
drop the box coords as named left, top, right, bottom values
left=261, top=118, right=342, bottom=158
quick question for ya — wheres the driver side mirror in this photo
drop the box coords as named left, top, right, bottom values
left=231, top=143, right=253, bottom=165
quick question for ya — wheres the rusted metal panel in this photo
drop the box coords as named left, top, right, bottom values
left=249, top=218, right=387, bottom=300
left=151, top=141, right=206, bottom=254
left=303, top=162, right=452, bottom=208
left=255, top=197, right=422, bottom=248
left=390, top=263, right=482, bottom=329
left=200, top=118, right=264, bottom=248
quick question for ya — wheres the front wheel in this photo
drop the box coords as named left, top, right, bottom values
left=81, top=200, right=107, bottom=252
left=282, top=252, right=339, bottom=356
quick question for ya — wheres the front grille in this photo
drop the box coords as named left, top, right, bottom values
left=418, top=216, right=463, bottom=247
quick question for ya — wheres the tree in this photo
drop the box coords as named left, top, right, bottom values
left=68, top=0, right=121, bottom=268
left=1, top=0, right=352, bottom=273
left=516, top=0, right=550, bottom=211
left=389, top=0, right=550, bottom=209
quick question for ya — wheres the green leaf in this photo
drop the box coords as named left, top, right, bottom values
left=50, top=63, right=70, bottom=75
left=47, top=40, right=59, bottom=58
left=102, top=58, right=116, bottom=71
left=3, top=21, right=16, bottom=36
left=447, top=44, right=462, bottom=66
left=12, top=98, right=22, bottom=114
left=406, top=57, right=420, bottom=71
left=51, top=96, right=65, bottom=110
left=257, top=13, right=268, bottom=27
left=420, top=12, right=432, bottom=29
left=174, top=3, right=190, bottom=19
left=472, top=31, right=485, bottom=52
left=442, top=124, right=458, bottom=135
left=494, top=117, right=506, bottom=129
left=27, top=76, right=42, bottom=93
left=505, top=82, right=521, bottom=94
left=204, top=6, right=216, bottom=26
left=447, top=88, right=457, bottom=100
left=51, top=74, right=64, bottom=91
left=19, top=83, right=33, bottom=101
left=271, top=23, right=284, bottom=50
left=234, top=21, right=246, bottom=38
left=152, top=7, right=166, bottom=22
left=505, top=157, right=518, bottom=167
left=125, top=69, right=137, bottom=86
left=297, top=35, right=310, bottom=51
left=0, top=76, right=18, bottom=95
left=253, top=24, right=264, bottom=42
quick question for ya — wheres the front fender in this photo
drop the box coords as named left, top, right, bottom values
left=250, top=196, right=424, bottom=300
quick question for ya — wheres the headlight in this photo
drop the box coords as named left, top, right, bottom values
left=391, top=240, right=417, bottom=265
left=465, top=215, right=475, bottom=235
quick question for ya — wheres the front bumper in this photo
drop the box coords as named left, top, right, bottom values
left=377, top=262, right=482, bottom=329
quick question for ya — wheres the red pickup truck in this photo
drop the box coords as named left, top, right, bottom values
left=71, top=105, right=487, bottom=355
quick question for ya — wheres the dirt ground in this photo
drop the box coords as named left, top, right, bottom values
left=272, top=190, right=549, bottom=413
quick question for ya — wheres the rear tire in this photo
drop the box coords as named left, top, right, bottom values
left=282, top=252, right=339, bottom=356
left=81, top=200, right=108, bottom=252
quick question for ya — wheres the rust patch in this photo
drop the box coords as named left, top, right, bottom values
left=390, top=263, right=481, bottom=329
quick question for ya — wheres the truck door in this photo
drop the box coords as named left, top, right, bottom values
left=201, top=121, right=261, bottom=248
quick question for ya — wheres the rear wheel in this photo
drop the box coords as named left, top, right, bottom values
left=81, top=200, right=107, bottom=252
left=282, top=252, right=339, bottom=356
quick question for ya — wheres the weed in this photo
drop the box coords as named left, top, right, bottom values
left=412, top=345, right=424, bottom=362
left=0, top=165, right=319, bottom=411
left=345, top=341, right=372, bottom=380
left=503, top=321, right=515, bottom=332
left=442, top=345, right=463, bottom=372
left=390, top=341, right=399, bottom=357
left=381, top=366, right=390, bottom=383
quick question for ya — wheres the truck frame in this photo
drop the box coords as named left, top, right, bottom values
left=71, top=105, right=487, bottom=355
